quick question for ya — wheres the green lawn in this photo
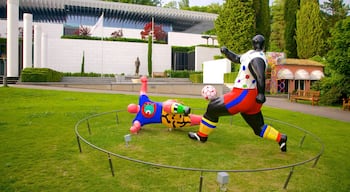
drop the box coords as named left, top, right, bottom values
left=1, top=87, right=349, bottom=192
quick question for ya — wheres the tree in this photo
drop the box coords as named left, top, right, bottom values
left=182, top=3, right=222, bottom=14
left=81, top=51, right=85, bottom=75
left=327, top=17, right=350, bottom=77
left=270, top=0, right=285, bottom=52
left=215, top=0, right=255, bottom=54
left=253, top=0, right=271, bottom=49
left=321, top=0, right=349, bottom=27
left=284, top=0, right=299, bottom=58
left=320, top=0, right=349, bottom=52
left=317, top=17, right=350, bottom=104
left=148, top=35, right=153, bottom=77
left=163, top=0, right=177, bottom=8
left=178, top=0, right=189, bottom=9
left=296, top=0, right=325, bottom=59
left=105, top=0, right=160, bottom=6
left=140, top=22, right=166, bottom=41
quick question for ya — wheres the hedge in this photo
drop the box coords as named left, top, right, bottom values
left=21, top=68, right=63, bottom=82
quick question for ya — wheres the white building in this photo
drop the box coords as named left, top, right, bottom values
left=0, top=0, right=220, bottom=77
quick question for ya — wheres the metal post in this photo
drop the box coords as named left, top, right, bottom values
left=115, top=111, right=119, bottom=124
left=76, top=135, right=82, bottom=153
left=299, top=135, right=306, bottom=148
left=198, top=171, right=204, bottom=192
left=87, top=119, right=91, bottom=135
left=312, top=155, right=321, bottom=168
left=283, top=166, right=294, bottom=189
left=108, top=153, right=115, bottom=177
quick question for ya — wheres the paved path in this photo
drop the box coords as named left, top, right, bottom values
left=8, top=84, right=350, bottom=123
left=265, top=97, right=350, bottom=123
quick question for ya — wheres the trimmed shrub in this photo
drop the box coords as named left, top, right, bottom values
left=21, top=68, right=63, bottom=82
left=189, top=73, right=203, bottom=83
left=224, top=72, right=239, bottom=83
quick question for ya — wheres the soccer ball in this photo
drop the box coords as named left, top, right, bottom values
left=201, top=85, right=217, bottom=100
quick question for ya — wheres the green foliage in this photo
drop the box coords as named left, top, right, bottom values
left=315, top=75, right=345, bottom=105
left=189, top=73, right=203, bottom=83
left=148, top=35, right=152, bottom=77
left=203, top=28, right=216, bottom=35
left=213, top=55, right=225, bottom=60
left=215, top=0, right=255, bottom=53
left=284, top=0, right=299, bottom=58
left=165, top=70, right=200, bottom=78
left=320, top=0, right=350, bottom=53
left=178, top=0, right=189, bottom=9
left=321, top=0, right=350, bottom=28
left=316, top=16, right=350, bottom=101
left=164, top=1, right=177, bottom=8
left=171, top=46, right=195, bottom=53
left=62, top=35, right=102, bottom=40
left=20, top=68, right=63, bottom=82
left=254, top=0, right=271, bottom=49
left=296, top=0, right=325, bottom=58
left=224, top=72, right=239, bottom=83
left=327, top=17, right=350, bottom=76
left=270, top=0, right=285, bottom=52
left=104, top=0, right=160, bottom=6
left=182, top=3, right=222, bottom=14
left=81, top=51, right=85, bottom=75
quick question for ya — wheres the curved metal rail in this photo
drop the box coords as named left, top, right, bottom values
left=75, top=110, right=324, bottom=190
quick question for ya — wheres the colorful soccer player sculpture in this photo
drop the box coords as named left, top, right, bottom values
left=188, top=35, right=288, bottom=152
left=128, top=76, right=202, bottom=134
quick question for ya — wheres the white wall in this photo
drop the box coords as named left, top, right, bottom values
left=203, top=59, right=231, bottom=84
left=47, top=38, right=171, bottom=76
left=0, top=20, right=6, bottom=37
left=168, top=32, right=218, bottom=46
left=195, top=46, right=221, bottom=71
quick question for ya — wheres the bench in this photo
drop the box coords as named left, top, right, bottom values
left=343, top=97, right=350, bottom=111
left=152, top=72, right=166, bottom=78
left=290, top=90, right=320, bottom=106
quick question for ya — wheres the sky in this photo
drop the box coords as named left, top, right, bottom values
left=160, top=0, right=350, bottom=7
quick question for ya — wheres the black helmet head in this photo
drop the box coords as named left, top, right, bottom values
left=252, top=35, right=265, bottom=51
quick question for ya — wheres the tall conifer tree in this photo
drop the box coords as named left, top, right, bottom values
left=270, top=0, right=285, bottom=52
left=296, top=0, right=324, bottom=58
left=284, top=0, right=299, bottom=58
left=215, top=0, right=255, bottom=54
left=254, top=0, right=271, bottom=49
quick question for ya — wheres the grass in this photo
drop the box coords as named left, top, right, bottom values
left=0, top=86, right=349, bottom=192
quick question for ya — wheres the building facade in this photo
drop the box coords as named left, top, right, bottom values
left=267, top=52, right=324, bottom=94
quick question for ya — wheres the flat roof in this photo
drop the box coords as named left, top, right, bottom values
left=0, top=0, right=218, bottom=33
left=285, top=59, right=325, bottom=67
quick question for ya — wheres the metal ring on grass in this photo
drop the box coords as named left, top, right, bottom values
left=75, top=110, right=324, bottom=190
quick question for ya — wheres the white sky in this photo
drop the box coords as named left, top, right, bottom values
left=160, top=0, right=350, bottom=7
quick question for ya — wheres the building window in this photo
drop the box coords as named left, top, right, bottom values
left=295, top=80, right=305, bottom=90
left=278, top=79, right=289, bottom=93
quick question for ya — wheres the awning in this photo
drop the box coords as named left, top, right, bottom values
left=295, top=69, right=310, bottom=80
left=277, top=68, right=294, bottom=79
left=310, top=70, right=324, bottom=80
